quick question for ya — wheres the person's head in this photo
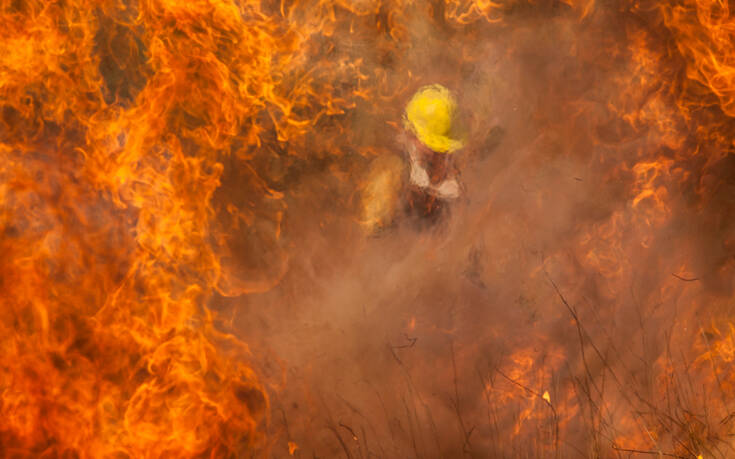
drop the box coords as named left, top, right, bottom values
left=404, top=84, right=464, bottom=153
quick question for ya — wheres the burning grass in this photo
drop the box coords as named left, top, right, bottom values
left=2, top=0, right=735, bottom=457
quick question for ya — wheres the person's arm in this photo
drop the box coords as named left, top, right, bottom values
left=407, top=140, right=431, bottom=188
left=432, top=179, right=460, bottom=199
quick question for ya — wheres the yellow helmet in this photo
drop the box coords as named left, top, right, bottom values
left=404, top=84, right=464, bottom=154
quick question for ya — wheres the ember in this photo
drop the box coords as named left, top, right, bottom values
left=2, top=0, right=735, bottom=457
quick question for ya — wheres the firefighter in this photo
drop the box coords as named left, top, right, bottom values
left=402, top=84, right=465, bottom=219
left=359, top=84, right=465, bottom=232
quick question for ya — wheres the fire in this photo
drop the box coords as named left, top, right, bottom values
left=3, top=0, right=735, bottom=457
left=0, top=0, right=314, bottom=454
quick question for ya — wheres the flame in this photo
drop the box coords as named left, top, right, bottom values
left=0, top=0, right=283, bottom=452
left=0, top=0, right=423, bottom=454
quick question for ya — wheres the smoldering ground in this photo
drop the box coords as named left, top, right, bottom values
left=210, top=2, right=735, bottom=458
